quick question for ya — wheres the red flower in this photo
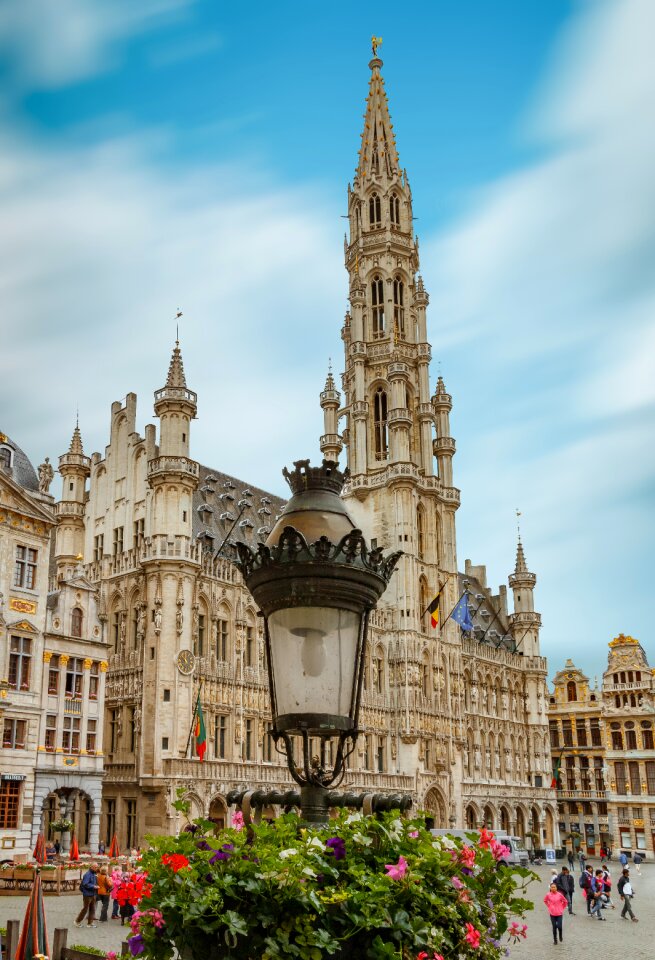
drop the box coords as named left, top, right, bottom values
left=115, top=872, right=152, bottom=907
left=478, top=828, right=495, bottom=849
left=161, top=853, right=190, bottom=873
left=464, top=923, right=480, bottom=949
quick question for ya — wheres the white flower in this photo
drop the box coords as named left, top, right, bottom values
left=438, top=836, right=457, bottom=850
left=302, top=867, right=317, bottom=878
left=306, top=837, right=324, bottom=851
left=279, top=848, right=298, bottom=859
left=352, top=832, right=372, bottom=846
left=345, top=812, right=363, bottom=825
left=389, top=818, right=403, bottom=835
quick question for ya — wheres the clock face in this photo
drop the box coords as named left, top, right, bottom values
left=176, top=649, right=196, bottom=675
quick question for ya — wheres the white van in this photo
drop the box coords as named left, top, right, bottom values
left=430, top=829, right=529, bottom=869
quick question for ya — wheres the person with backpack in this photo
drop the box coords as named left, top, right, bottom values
left=588, top=870, right=608, bottom=921
left=544, top=882, right=569, bottom=945
left=74, top=862, right=99, bottom=928
left=555, top=866, right=575, bottom=914
left=567, top=849, right=575, bottom=872
left=619, top=850, right=628, bottom=868
left=632, top=851, right=643, bottom=875
left=600, top=863, right=615, bottom=909
left=579, top=864, right=594, bottom=914
left=96, top=866, right=112, bottom=922
left=618, top=867, right=639, bottom=922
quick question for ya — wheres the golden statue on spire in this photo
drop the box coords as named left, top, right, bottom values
left=371, top=36, right=383, bottom=57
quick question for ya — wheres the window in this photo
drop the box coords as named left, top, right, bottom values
left=245, top=625, right=255, bottom=667
left=214, top=715, right=227, bottom=759
left=112, top=526, right=124, bottom=556
left=8, top=636, right=32, bottom=691
left=389, top=192, right=400, bottom=227
left=245, top=718, right=254, bottom=761
left=0, top=445, right=13, bottom=469
left=45, top=714, right=57, bottom=751
left=14, top=545, right=37, bottom=589
left=104, top=799, right=116, bottom=845
left=590, top=719, right=602, bottom=747
left=93, top=534, right=104, bottom=562
left=217, top=618, right=228, bottom=661
left=109, top=709, right=120, bottom=753
left=594, top=757, right=604, bottom=792
left=86, top=719, right=97, bottom=754
left=421, top=658, right=430, bottom=697
left=3, top=718, right=27, bottom=749
left=62, top=716, right=81, bottom=754
left=111, top=611, right=120, bottom=650
left=129, top=707, right=137, bottom=753
left=364, top=735, right=371, bottom=770
left=262, top=726, right=273, bottom=762
left=65, top=658, right=84, bottom=698
left=416, top=506, right=425, bottom=559
left=612, top=730, right=624, bottom=751
left=565, top=756, right=576, bottom=791
left=89, top=662, right=99, bottom=700
left=576, top=720, right=587, bottom=747
left=71, top=607, right=83, bottom=638
left=641, top=722, right=654, bottom=750
left=125, top=799, right=137, bottom=849
left=549, top=722, right=560, bottom=749
left=373, top=387, right=388, bottom=460
left=131, top=606, right=139, bottom=648
left=163, top=689, right=171, bottom=702
left=628, top=761, right=641, bottom=795
left=47, top=655, right=60, bottom=695
left=615, top=761, right=627, bottom=795
left=369, top=192, right=381, bottom=228
left=376, top=739, right=386, bottom=773
left=393, top=277, right=405, bottom=338
left=374, top=652, right=384, bottom=694
left=371, top=276, right=385, bottom=338
left=626, top=729, right=637, bottom=750
left=632, top=807, right=643, bottom=819
left=0, top=780, right=21, bottom=829
left=566, top=681, right=577, bottom=702
left=196, top=614, right=206, bottom=657
left=580, top=756, right=591, bottom=790
left=562, top=721, right=573, bottom=747
left=133, top=518, right=144, bottom=549
left=162, top=737, right=169, bottom=750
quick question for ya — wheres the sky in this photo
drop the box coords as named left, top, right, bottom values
left=1, top=0, right=653, bottom=679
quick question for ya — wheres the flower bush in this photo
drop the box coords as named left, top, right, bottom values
left=50, top=818, right=75, bottom=833
left=116, top=800, right=534, bottom=960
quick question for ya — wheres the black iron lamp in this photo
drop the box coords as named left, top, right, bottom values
left=235, top=459, right=400, bottom=822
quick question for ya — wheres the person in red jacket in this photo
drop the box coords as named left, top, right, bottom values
left=544, top=882, right=569, bottom=945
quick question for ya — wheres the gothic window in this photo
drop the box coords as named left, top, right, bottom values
left=566, top=680, right=577, bottom=702
left=71, top=607, right=83, bottom=638
left=417, top=505, right=425, bottom=560
left=390, top=193, right=400, bottom=228
left=419, top=576, right=430, bottom=633
left=369, top=192, right=381, bottom=228
left=393, top=277, right=405, bottom=338
left=373, top=387, right=388, bottom=460
left=373, top=647, right=384, bottom=694
left=245, top=622, right=255, bottom=667
left=421, top=653, right=430, bottom=697
left=197, top=613, right=206, bottom=657
left=371, top=276, right=385, bottom=337
left=216, top=608, right=230, bottom=661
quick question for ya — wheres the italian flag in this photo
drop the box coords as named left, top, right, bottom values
left=195, top=694, right=207, bottom=761
left=551, top=755, right=561, bottom=789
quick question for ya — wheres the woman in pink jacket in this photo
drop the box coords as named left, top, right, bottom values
left=109, top=867, right=122, bottom=919
left=544, top=882, right=569, bottom=945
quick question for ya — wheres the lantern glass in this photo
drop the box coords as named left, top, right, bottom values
left=268, top=606, right=360, bottom=730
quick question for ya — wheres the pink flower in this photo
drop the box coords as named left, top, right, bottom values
left=231, top=811, right=244, bottom=831
left=490, top=840, right=511, bottom=861
left=464, top=923, right=480, bottom=949
left=408, top=830, right=419, bottom=838
left=384, top=855, right=408, bottom=880
left=478, top=828, right=494, bottom=849
left=459, top=845, right=476, bottom=868
left=417, top=954, right=444, bottom=960
left=508, top=922, right=528, bottom=940
left=106, top=953, right=118, bottom=960
left=451, top=876, right=464, bottom=889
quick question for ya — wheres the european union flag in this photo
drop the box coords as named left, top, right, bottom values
left=450, top=593, right=474, bottom=632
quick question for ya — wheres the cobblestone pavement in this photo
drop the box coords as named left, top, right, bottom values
left=510, top=861, right=653, bottom=960
left=0, top=893, right=127, bottom=953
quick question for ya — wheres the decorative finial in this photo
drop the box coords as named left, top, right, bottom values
left=175, top=308, right=182, bottom=344
left=371, top=36, right=383, bottom=57
left=328, top=357, right=332, bottom=375
left=516, top=508, right=522, bottom=542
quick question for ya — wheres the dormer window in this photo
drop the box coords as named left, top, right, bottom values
left=0, top=445, right=13, bottom=469
left=566, top=680, right=577, bottom=702
left=371, top=276, right=385, bottom=338
left=390, top=193, right=400, bottom=228
left=369, top=193, right=381, bottom=229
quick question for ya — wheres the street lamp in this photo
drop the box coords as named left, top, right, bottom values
left=235, top=459, right=400, bottom=822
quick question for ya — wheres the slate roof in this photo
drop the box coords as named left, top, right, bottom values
left=457, top=571, right=516, bottom=653
left=0, top=433, right=39, bottom=492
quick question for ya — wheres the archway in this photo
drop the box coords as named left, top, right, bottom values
left=482, top=804, right=495, bottom=830
left=208, top=795, right=227, bottom=831
left=500, top=806, right=511, bottom=834
left=423, top=787, right=448, bottom=828
left=465, top=804, right=479, bottom=830
left=515, top=807, right=526, bottom=841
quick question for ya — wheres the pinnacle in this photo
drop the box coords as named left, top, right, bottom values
left=514, top=539, right=528, bottom=575
left=356, top=57, right=400, bottom=181
left=166, top=340, right=187, bottom=389
left=324, top=369, right=336, bottom=392
left=69, top=422, right=84, bottom=455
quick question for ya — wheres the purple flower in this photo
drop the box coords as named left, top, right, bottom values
left=183, top=823, right=199, bottom=834
left=209, top=843, right=234, bottom=864
left=326, top=837, right=346, bottom=861
left=461, top=867, right=473, bottom=876
left=128, top=935, right=145, bottom=957
left=196, top=840, right=212, bottom=851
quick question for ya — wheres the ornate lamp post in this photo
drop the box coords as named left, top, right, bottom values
left=235, top=459, right=400, bottom=822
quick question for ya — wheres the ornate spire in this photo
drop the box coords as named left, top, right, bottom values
left=69, top=419, right=84, bottom=455
left=514, top=539, right=528, bottom=575
left=166, top=340, right=187, bottom=389
left=356, top=53, right=400, bottom=182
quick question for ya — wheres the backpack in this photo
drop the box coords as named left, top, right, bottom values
left=579, top=872, right=590, bottom=889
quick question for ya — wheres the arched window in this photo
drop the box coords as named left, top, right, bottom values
left=421, top=652, right=430, bottom=698
left=417, top=505, right=425, bottom=560
left=566, top=681, right=577, bottom=702
left=390, top=193, right=400, bottom=228
left=71, top=607, right=83, bottom=639
left=373, top=647, right=384, bottom=694
left=0, top=445, right=12, bottom=469
left=369, top=193, right=381, bottom=228
left=371, top=276, right=385, bottom=337
left=373, top=388, right=388, bottom=460
left=393, top=277, right=405, bottom=338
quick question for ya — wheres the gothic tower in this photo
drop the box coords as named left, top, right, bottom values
left=54, top=421, right=91, bottom=579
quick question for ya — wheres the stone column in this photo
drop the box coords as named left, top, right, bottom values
left=89, top=782, right=101, bottom=853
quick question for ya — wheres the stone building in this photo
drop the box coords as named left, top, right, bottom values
left=0, top=430, right=107, bottom=855
left=549, top=634, right=655, bottom=858
left=48, top=52, right=557, bottom=848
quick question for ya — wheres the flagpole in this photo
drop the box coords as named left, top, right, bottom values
left=419, top=572, right=454, bottom=620
left=184, top=678, right=203, bottom=759
left=439, top=590, right=467, bottom=630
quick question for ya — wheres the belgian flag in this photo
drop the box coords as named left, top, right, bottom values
left=195, top=694, right=207, bottom=762
left=428, top=593, right=441, bottom=629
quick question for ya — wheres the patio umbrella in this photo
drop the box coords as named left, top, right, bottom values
left=32, top=833, right=46, bottom=865
left=15, top=871, right=50, bottom=960
left=69, top=835, right=80, bottom=861
left=108, top=833, right=120, bottom=858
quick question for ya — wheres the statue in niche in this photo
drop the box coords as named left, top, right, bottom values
left=501, top=690, right=509, bottom=715
left=481, top=686, right=488, bottom=711
left=154, top=607, right=162, bottom=632
left=491, top=689, right=497, bottom=714
left=470, top=684, right=479, bottom=709
left=474, top=746, right=481, bottom=770
left=176, top=608, right=183, bottom=634
left=136, top=606, right=146, bottom=640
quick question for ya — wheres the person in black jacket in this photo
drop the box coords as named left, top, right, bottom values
left=617, top=868, right=639, bottom=922
left=555, top=867, right=575, bottom=914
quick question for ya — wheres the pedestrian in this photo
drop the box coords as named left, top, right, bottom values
left=579, top=864, right=594, bottom=914
left=98, top=841, right=106, bottom=855
left=54, top=839, right=61, bottom=856
left=567, top=849, right=574, bottom=871
left=632, top=852, right=643, bottom=876
left=555, top=866, right=575, bottom=915
left=110, top=866, right=122, bottom=919
left=617, top=867, right=639, bottom=922
left=544, top=882, right=568, bottom=945
left=578, top=849, right=587, bottom=872
left=619, top=850, right=628, bottom=868
left=74, top=861, right=99, bottom=928
left=600, top=863, right=615, bottom=909
left=96, top=866, right=111, bottom=922
left=588, top=871, right=607, bottom=921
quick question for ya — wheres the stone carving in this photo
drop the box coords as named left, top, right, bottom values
left=38, top=458, right=54, bottom=493
left=154, top=607, right=162, bottom=633
left=176, top=608, right=183, bottom=634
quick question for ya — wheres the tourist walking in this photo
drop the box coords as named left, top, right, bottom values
left=544, top=882, right=568, bottom=945
left=555, top=866, right=575, bottom=914
left=96, top=866, right=111, bottom=922
left=619, top=851, right=629, bottom=868
left=578, top=849, right=587, bottom=873
left=632, top=852, right=643, bottom=875
left=567, top=849, right=574, bottom=871
left=74, top=862, right=99, bottom=928
left=110, top=866, right=122, bottom=919
left=618, top=868, right=639, bottom=922
left=580, top=864, right=594, bottom=914
left=600, top=863, right=615, bottom=909
left=588, top=872, right=607, bottom=921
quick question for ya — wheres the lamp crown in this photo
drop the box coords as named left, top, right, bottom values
left=283, top=458, right=349, bottom=497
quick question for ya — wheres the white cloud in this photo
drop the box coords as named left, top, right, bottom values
left=422, top=0, right=655, bottom=672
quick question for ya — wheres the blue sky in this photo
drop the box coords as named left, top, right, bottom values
left=1, top=0, right=653, bottom=679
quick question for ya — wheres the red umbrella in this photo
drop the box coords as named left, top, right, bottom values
left=15, top=871, right=50, bottom=960
left=108, top=833, right=120, bottom=858
left=32, top=833, right=46, bottom=865
left=69, top=835, right=80, bottom=861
